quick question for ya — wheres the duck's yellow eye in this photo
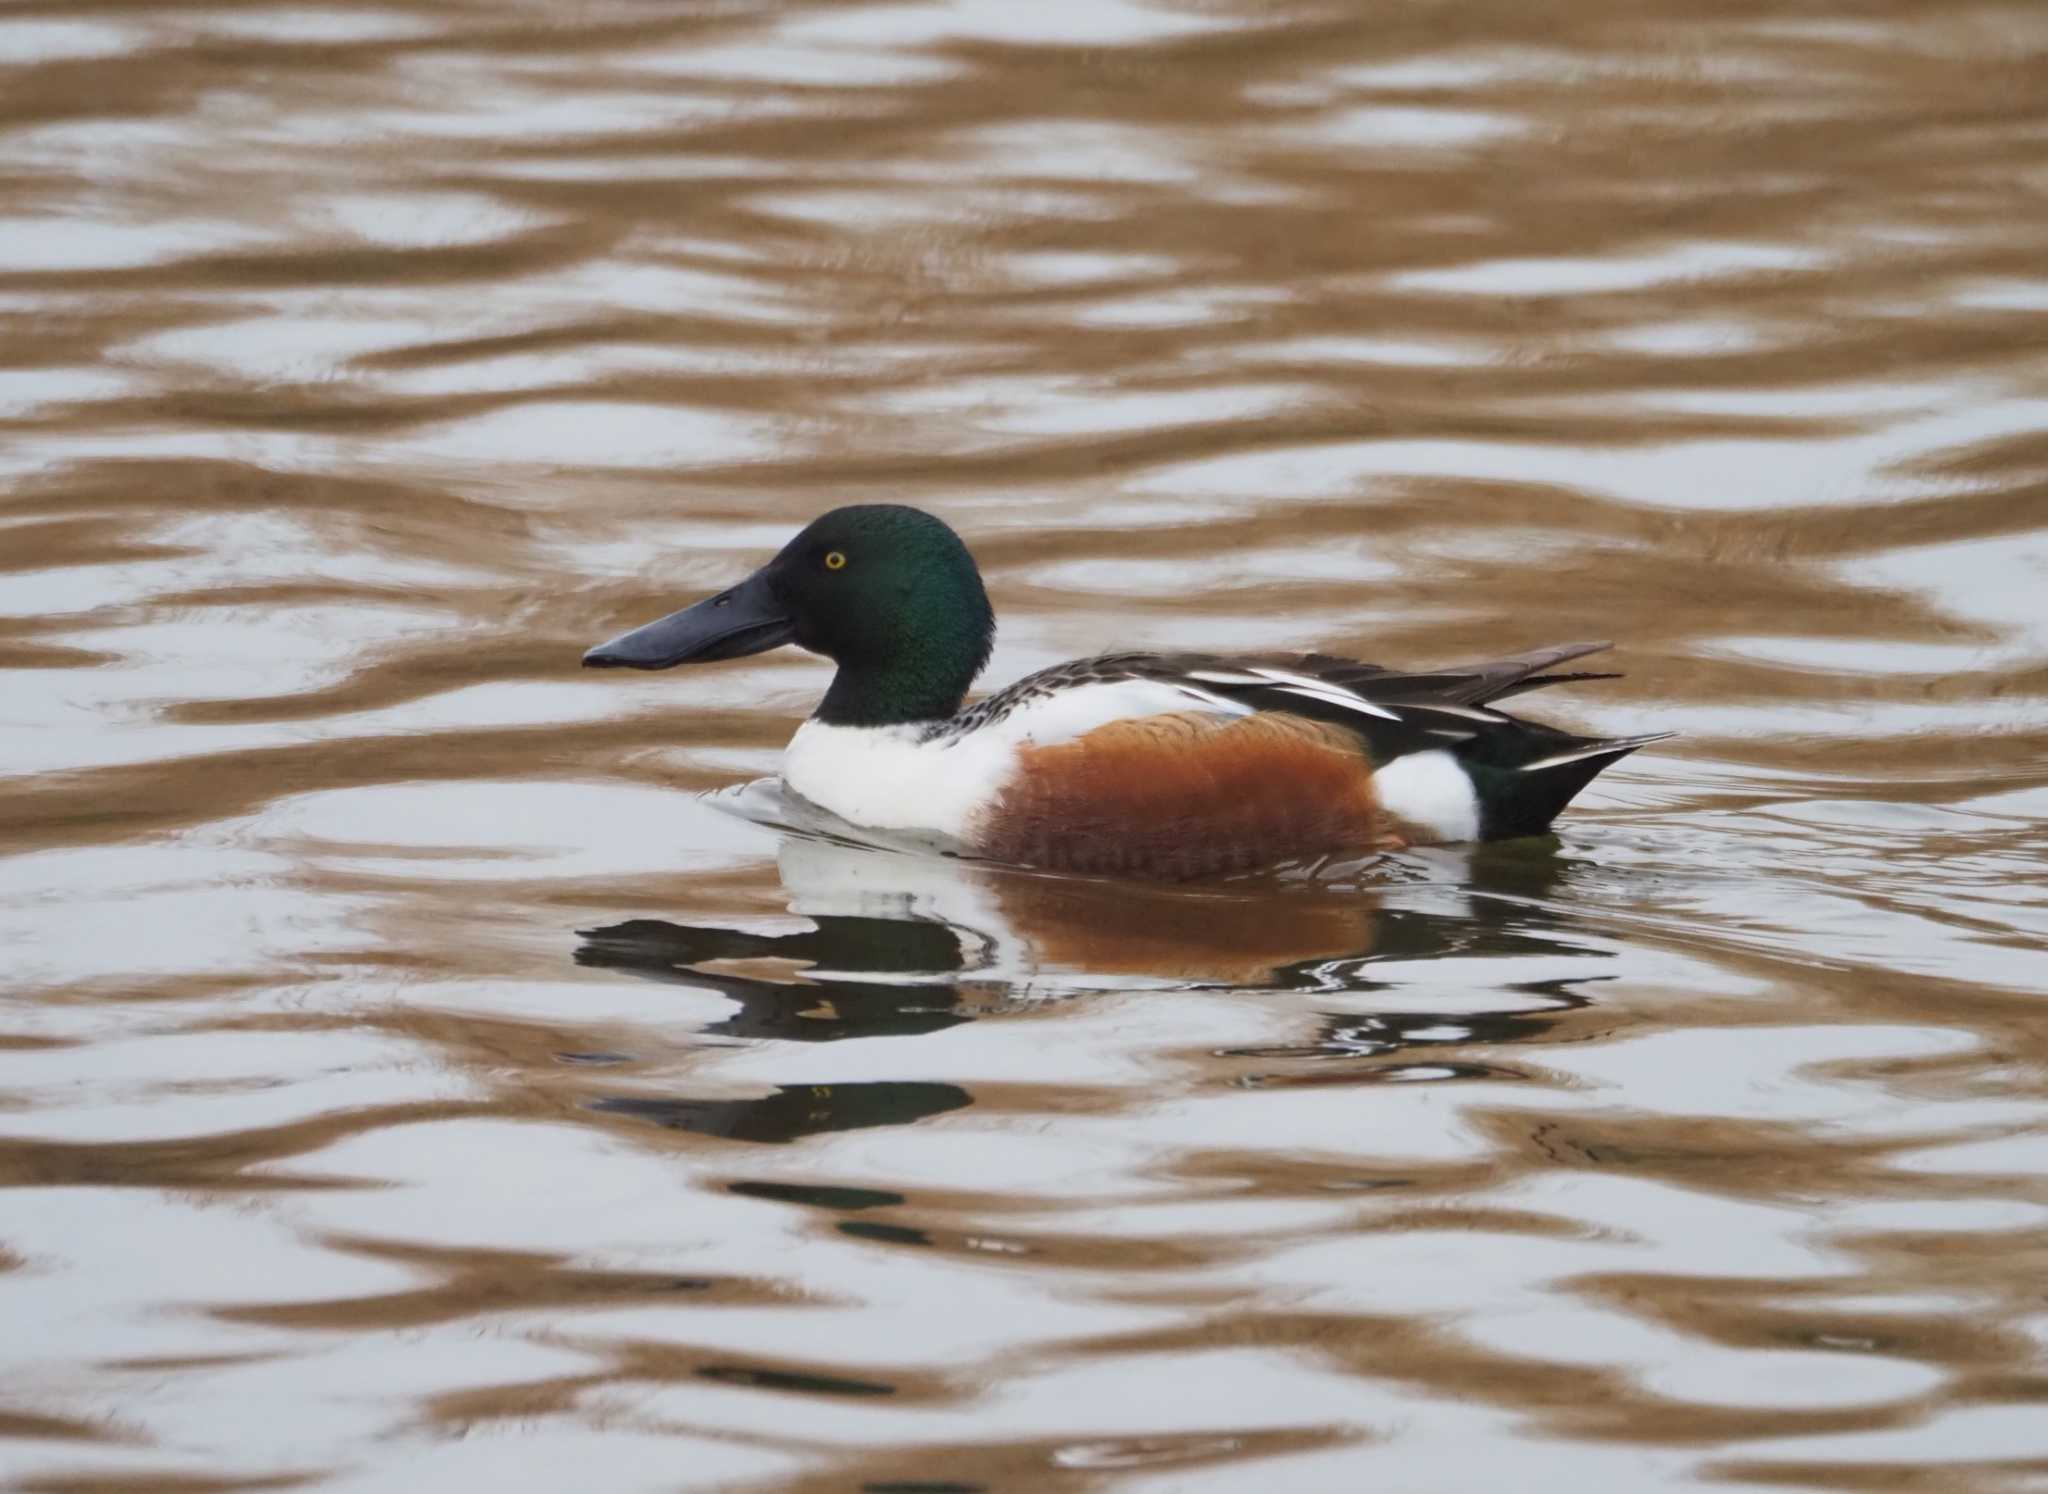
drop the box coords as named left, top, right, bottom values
left=824, top=550, right=847, bottom=571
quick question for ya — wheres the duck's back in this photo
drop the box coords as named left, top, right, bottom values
left=787, top=643, right=1665, bottom=880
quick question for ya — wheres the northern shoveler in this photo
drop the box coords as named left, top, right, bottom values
left=584, top=504, right=1667, bottom=881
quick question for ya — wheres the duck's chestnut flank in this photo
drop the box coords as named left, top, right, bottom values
left=584, top=504, right=1669, bottom=880
left=981, top=711, right=1394, bottom=880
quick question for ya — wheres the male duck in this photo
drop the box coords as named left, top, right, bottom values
left=584, top=505, right=1666, bottom=881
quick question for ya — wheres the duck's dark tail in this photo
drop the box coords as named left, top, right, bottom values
left=1456, top=726, right=1673, bottom=840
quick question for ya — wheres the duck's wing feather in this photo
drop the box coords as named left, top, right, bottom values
left=946, top=642, right=1667, bottom=848
left=949, top=642, right=1638, bottom=764
left=1285, top=640, right=1619, bottom=705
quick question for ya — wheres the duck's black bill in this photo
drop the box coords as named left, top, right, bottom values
left=583, top=570, right=794, bottom=670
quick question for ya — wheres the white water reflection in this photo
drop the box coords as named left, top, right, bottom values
left=1388, top=241, right=1825, bottom=296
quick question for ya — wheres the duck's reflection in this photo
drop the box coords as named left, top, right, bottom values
left=589, top=1083, right=972, bottom=1144
left=576, top=910, right=973, bottom=1042
left=574, top=834, right=1604, bottom=1143
left=1229, top=974, right=1606, bottom=1076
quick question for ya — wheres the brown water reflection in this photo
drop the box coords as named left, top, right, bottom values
left=3, top=0, right=2047, bottom=1488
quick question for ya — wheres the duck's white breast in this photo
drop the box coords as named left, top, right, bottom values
left=783, top=720, right=1004, bottom=842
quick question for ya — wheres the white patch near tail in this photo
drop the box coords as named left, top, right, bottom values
left=1374, top=749, right=1481, bottom=843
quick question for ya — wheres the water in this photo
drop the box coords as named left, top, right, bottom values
left=3, top=1, right=2046, bottom=1488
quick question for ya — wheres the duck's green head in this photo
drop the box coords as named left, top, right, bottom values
left=583, top=504, right=995, bottom=727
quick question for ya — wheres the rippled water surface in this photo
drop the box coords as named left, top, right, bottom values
left=4, top=1, right=2047, bottom=1488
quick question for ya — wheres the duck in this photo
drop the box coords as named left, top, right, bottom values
left=583, top=504, right=1667, bottom=882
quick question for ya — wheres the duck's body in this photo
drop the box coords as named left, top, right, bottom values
left=586, top=506, right=1665, bottom=881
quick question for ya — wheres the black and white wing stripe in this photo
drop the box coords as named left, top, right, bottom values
left=937, top=641, right=1623, bottom=760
